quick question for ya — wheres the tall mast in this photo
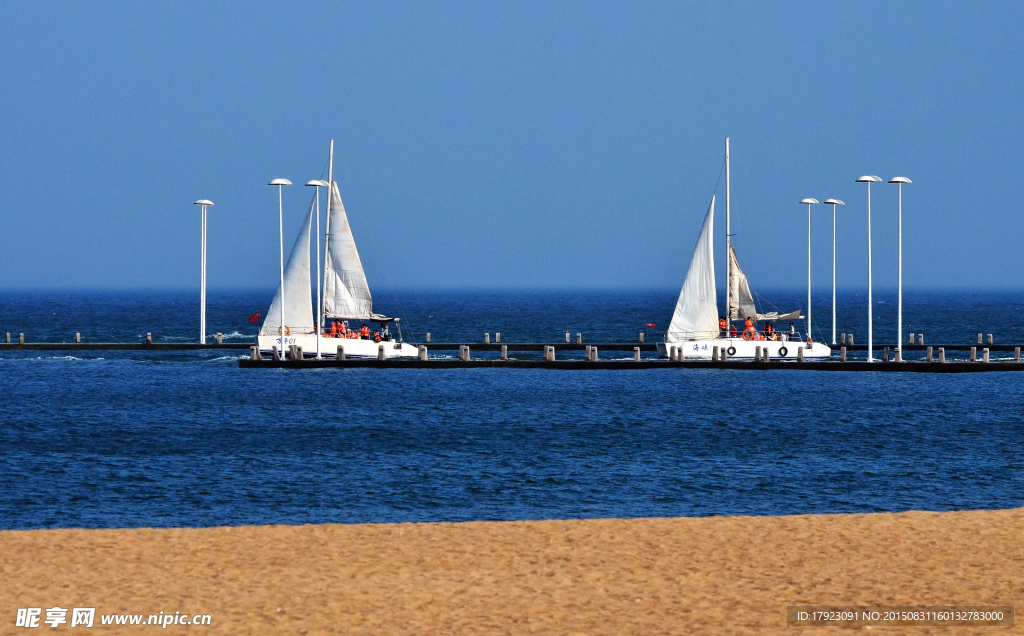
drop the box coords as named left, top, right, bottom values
left=320, top=139, right=335, bottom=331
left=725, top=137, right=731, bottom=322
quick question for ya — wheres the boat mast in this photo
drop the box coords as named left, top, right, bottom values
left=321, top=139, right=335, bottom=335
left=725, top=137, right=731, bottom=323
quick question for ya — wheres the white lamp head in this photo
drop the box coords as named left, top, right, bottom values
left=193, top=199, right=214, bottom=206
left=889, top=176, right=912, bottom=184
left=856, top=175, right=882, bottom=183
left=269, top=178, right=292, bottom=186
left=800, top=198, right=820, bottom=205
left=823, top=198, right=844, bottom=205
left=305, top=180, right=330, bottom=187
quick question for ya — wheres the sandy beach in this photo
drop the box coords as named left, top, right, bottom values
left=2, top=508, right=1022, bottom=634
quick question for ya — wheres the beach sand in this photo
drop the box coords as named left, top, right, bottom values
left=2, top=508, right=1022, bottom=634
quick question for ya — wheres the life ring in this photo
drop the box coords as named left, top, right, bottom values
left=726, top=346, right=736, bottom=356
left=277, top=325, right=291, bottom=336
left=778, top=346, right=788, bottom=357
left=741, top=331, right=753, bottom=341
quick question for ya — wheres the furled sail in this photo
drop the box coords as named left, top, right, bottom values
left=666, top=196, right=718, bottom=342
left=261, top=198, right=315, bottom=335
left=728, top=246, right=758, bottom=321
left=323, top=182, right=375, bottom=319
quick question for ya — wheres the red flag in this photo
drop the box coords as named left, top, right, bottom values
left=645, top=323, right=656, bottom=329
left=248, top=311, right=260, bottom=324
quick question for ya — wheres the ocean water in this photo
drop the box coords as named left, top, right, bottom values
left=1, top=287, right=1023, bottom=530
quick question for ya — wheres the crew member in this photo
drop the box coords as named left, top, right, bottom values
left=718, top=316, right=728, bottom=337
left=360, top=324, right=370, bottom=339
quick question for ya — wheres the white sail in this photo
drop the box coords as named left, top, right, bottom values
left=666, top=196, right=718, bottom=342
left=323, top=182, right=375, bottom=319
left=261, top=199, right=315, bottom=335
left=728, top=246, right=758, bottom=321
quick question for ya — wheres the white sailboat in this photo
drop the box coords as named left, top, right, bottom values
left=257, top=143, right=418, bottom=358
left=657, top=139, right=830, bottom=360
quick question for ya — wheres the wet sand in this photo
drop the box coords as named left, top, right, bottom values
left=2, top=508, right=1022, bottom=634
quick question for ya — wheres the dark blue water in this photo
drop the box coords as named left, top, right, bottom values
left=2, top=288, right=1023, bottom=530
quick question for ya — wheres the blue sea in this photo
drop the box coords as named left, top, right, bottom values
left=2, top=287, right=1023, bottom=530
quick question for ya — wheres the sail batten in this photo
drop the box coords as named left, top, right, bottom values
left=323, top=182, right=375, bottom=320
left=666, top=196, right=718, bottom=342
left=260, top=199, right=316, bottom=335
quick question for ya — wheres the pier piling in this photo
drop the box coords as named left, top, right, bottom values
left=639, top=332, right=644, bottom=344
left=76, top=333, right=81, bottom=343
left=272, top=346, right=280, bottom=361
left=337, top=345, right=345, bottom=360
left=841, top=333, right=846, bottom=345
left=590, top=346, right=598, bottom=362
left=500, top=345, right=507, bottom=361
left=216, top=333, right=223, bottom=345
left=418, top=345, right=428, bottom=361
left=919, top=334, right=924, bottom=345
left=939, top=348, right=946, bottom=363
left=988, top=334, right=994, bottom=345
left=495, top=333, right=500, bottom=344
left=971, top=346, right=977, bottom=362
left=763, top=347, right=770, bottom=363
left=250, top=346, right=259, bottom=361
left=565, top=332, right=570, bottom=344
left=1016, top=347, right=1021, bottom=362
left=754, top=346, right=761, bottom=362
left=883, top=347, right=889, bottom=363
left=895, top=348, right=902, bottom=362
left=849, top=334, right=854, bottom=346
left=978, top=333, right=983, bottom=344
left=19, top=333, right=25, bottom=345
left=425, top=332, right=431, bottom=344
left=147, top=333, right=153, bottom=345
left=377, top=344, right=385, bottom=361
left=983, top=348, right=990, bottom=363
left=909, top=332, right=914, bottom=344
left=927, top=346, right=933, bottom=363
left=5, top=333, right=9, bottom=344
left=797, top=346, right=804, bottom=361
left=634, top=347, right=641, bottom=362
left=484, top=333, right=490, bottom=344
left=712, top=346, right=719, bottom=362
left=576, top=333, right=582, bottom=345
left=840, top=346, right=847, bottom=362
left=297, top=346, right=304, bottom=359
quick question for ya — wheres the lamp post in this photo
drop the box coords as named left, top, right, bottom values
left=823, top=198, right=845, bottom=345
left=305, top=179, right=330, bottom=358
left=193, top=199, right=213, bottom=344
left=889, top=177, right=912, bottom=356
left=800, top=198, right=819, bottom=342
left=856, top=176, right=882, bottom=361
left=269, top=179, right=292, bottom=348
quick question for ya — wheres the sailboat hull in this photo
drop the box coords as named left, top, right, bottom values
left=657, top=338, right=831, bottom=360
left=257, top=334, right=419, bottom=358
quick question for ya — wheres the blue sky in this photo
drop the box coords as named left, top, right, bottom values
left=1, top=2, right=1021, bottom=289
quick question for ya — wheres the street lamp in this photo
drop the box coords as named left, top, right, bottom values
left=856, top=175, right=882, bottom=362
left=889, top=176, right=912, bottom=356
left=823, top=198, right=845, bottom=345
left=306, top=179, right=330, bottom=358
left=800, top=198, right=819, bottom=342
left=193, top=199, right=214, bottom=344
left=269, top=179, right=292, bottom=349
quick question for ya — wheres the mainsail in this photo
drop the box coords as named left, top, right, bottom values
left=322, top=182, right=376, bottom=320
left=728, top=246, right=802, bottom=323
left=666, top=196, right=718, bottom=342
left=260, top=198, right=316, bottom=335
left=728, top=246, right=758, bottom=321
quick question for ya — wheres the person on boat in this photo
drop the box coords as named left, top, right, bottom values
left=381, top=324, right=390, bottom=340
left=347, top=329, right=358, bottom=340
left=743, top=317, right=757, bottom=340
left=360, top=324, right=370, bottom=339
left=788, top=322, right=796, bottom=336
left=763, top=322, right=775, bottom=339
left=729, top=323, right=738, bottom=337
left=718, top=317, right=728, bottom=337
left=328, top=321, right=337, bottom=337
left=373, top=331, right=382, bottom=342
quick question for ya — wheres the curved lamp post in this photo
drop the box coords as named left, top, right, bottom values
left=305, top=179, right=330, bottom=358
left=823, top=198, right=844, bottom=345
left=800, top=198, right=819, bottom=341
left=269, top=179, right=292, bottom=348
left=193, top=199, right=214, bottom=344
left=889, top=177, right=912, bottom=355
left=856, top=175, right=882, bottom=361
